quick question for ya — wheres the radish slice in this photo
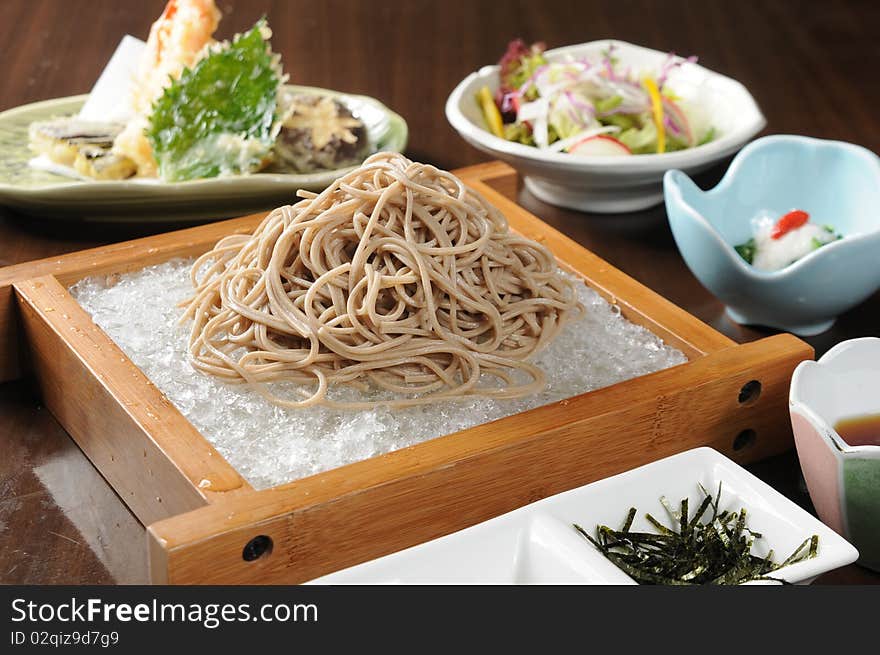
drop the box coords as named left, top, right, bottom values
left=568, top=135, right=632, bottom=157
left=547, top=125, right=620, bottom=152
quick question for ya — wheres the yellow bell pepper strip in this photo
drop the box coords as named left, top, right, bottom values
left=477, top=86, right=505, bottom=138
left=643, top=76, right=666, bottom=154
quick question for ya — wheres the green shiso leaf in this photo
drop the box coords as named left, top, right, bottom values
left=146, top=18, right=282, bottom=182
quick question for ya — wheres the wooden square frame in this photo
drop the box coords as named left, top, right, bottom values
left=0, top=162, right=812, bottom=583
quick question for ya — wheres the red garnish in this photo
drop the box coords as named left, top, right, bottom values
left=771, top=210, right=810, bottom=239
left=510, top=94, right=521, bottom=115
left=497, top=38, right=546, bottom=96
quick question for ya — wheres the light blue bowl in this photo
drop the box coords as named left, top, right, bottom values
left=664, top=135, right=880, bottom=336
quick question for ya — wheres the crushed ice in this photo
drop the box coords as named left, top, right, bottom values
left=70, top=259, right=687, bottom=490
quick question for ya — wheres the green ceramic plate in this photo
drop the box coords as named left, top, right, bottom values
left=0, top=85, right=408, bottom=222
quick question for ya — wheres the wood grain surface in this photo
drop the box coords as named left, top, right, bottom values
left=1, top=0, right=878, bottom=584
left=14, top=276, right=253, bottom=518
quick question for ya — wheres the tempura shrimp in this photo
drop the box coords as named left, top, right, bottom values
left=114, top=0, right=221, bottom=176
left=133, top=0, right=221, bottom=113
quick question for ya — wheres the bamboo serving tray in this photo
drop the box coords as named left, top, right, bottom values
left=0, top=161, right=813, bottom=584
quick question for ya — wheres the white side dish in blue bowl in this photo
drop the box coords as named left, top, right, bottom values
left=664, top=135, right=880, bottom=335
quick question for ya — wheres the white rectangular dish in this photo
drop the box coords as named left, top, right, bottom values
left=308, top=447, right=858, bottom=585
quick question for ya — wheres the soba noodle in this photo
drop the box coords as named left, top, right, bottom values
left=182, top=152, right=584, bottom=408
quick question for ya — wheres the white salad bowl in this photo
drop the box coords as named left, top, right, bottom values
left=445, top=39, right=766, bottom=213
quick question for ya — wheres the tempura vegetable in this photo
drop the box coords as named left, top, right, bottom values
left=146, top=19, right=284, bottom=182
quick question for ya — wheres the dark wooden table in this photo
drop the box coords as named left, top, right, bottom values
left=1, top=0, right=878, bottom=584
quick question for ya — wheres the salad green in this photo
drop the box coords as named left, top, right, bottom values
left=478, top=40, right=715, bottom=157
left=147, top=19, right=284, bottom=182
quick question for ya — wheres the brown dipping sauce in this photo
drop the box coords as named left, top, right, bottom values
left=833, top=413, right=880, bottom=447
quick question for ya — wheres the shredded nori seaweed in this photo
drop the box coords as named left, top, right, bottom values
left=574, top=482, right=819, bottom=585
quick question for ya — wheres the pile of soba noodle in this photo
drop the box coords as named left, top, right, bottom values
left=182, top=152, right=584, bottom=409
